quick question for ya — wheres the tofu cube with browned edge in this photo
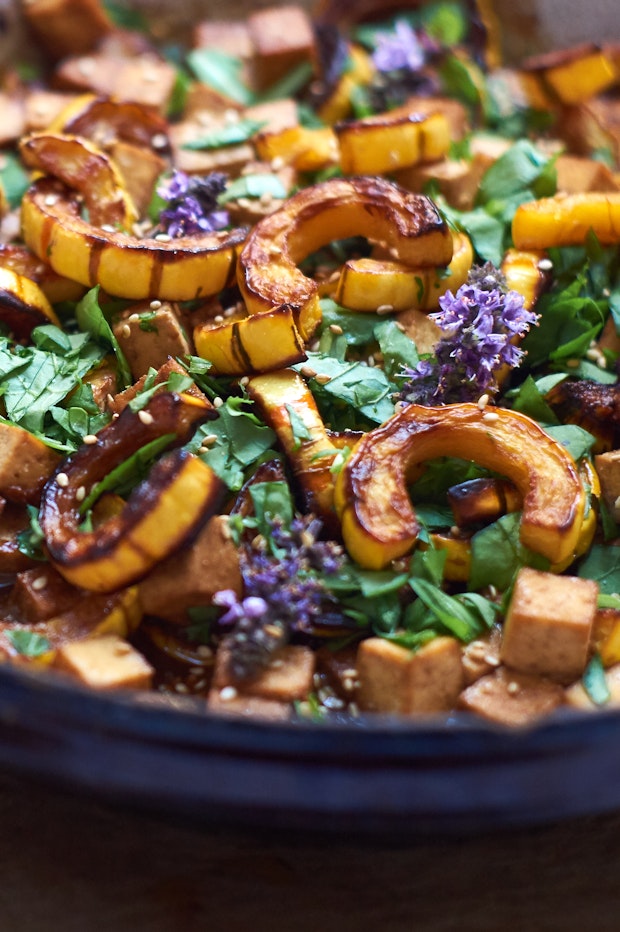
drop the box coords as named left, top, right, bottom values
left=112, top=303, right=191, bottom=380
left=594, top=450, right=620, bottom=521
left=212, top=644, right=315, bottom=703
left=356, top=636, right=464, bottom=715
left=247, top=5, right=316, bottom=91
left=54, top=634, right=154, bottom=690
left=500, top=567, right=598, bottom=683
left=458, top=666, right=564, bottom=727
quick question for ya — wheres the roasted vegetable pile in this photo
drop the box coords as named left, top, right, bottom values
left=0, top=0, right=619, bottom=726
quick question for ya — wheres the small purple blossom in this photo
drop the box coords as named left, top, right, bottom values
left=372, top=19, right=425, bottom=73
left=157, top=170, right=229, bottom=238
left=212, top=513, right=345, bottom=681
left=399, top=263, right=539, bottom=406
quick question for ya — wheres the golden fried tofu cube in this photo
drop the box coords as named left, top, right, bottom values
left=461, top=626, right=502, bottom=686
left=54, top=634, right=153, bottom=690
left=0, top=423, right=61, bottom=503
left=594, top=450, right=620, bottom=522
left=112, top=303, right=191, bottom=380
left=9, top=567, right=80, bottom=624
left=24, top=91, right=79, bottom=133
left=247, top=5, right=316, bottom=91
left=22, top=0, right=113, bottom=61
left=555, top=154, right=620, bottom=194
left=213, top=644, right=315, bottom=702
left=193, top=19, right=253, bottom=59
left=110, top=140, right=166, bottom=217
left=458, top=666, right=564, bottom=727
left=395, top=157, right=486, bottom=210
left=500, top=567, right=598, bottom=683
left=356, top=636, right=464, bottom=715
left=394, top=307, right=441, bottom=355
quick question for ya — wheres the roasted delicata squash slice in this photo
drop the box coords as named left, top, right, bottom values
left=519, top=43, right=617, bottom=108
left=21, top=177, right=246, bottom=301
left=334, top=404, right=587, bottom=570
left=335, top=231, right=473, bottom=312
left=194, top=305, right=306, bottom=376
left=39, top=391, right=225, bottom=592
left=0, top=243, right=86, bottom=304
left=254, top=125, right=339, bottom=172
left=19, top=132, right=139, bottom=231
left=512, top=193, right=620, bottom=250
left=0, top=265, right=61, bottom=338
left=336, top=109, right=451, bottom=176
left=238, top=175, right=453, bottom=341
left=47, top=94, right=171, bottom=155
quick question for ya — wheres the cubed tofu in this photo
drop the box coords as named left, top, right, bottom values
left=109, top=140, right=166, bottom=217
left=109, top=357, right=208, bottom=415
left=54, top=634, right=154, bottom=690
left=594, top=450, right=620, bottom=521
left=395, top=307, right=441, bottom=355
left=247, top=5, right=316, bottom=91
left=458, top=666, right=564, bottom=727
left=0, top=423, right=61, bottom=504
left=212, top=644, right=315, bottom=702
left=138, top=515, right=242, bottom=624
left=500, top=567, right=598, bottom=683
left=22, top=0, right=113, bottom=61
left=559, top=98, right=620, bottom=163
left=395, top=157, right=486, bottom=211
left=461, top=625, right=502, bottom=686
left=169, top=117, right=255, bottom=176
left=112, top=303, right=191, bottom=380
left=207, top=689, right=290, bottom=720
left=555, top=154, right=620, bottom=193
left=55, top=53, right=177, bottom=113
left=245, top=98, right=299, bottom=134
left=9, top=567, right=81, bottom=624
left=356, top=636, right=464, bottom=716
left=193, top=19, right=253, bottom=59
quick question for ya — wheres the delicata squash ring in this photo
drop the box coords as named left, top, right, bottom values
left=237, top=175, right=453, bottom=340
left=21, top=177, right=246, bottom=301
left=40, top=391, right=225, bottom=593
left=334, top=403, right=587, bottom=571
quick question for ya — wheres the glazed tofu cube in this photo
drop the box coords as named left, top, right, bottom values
left=248, top=5, right=316, bottom=91
left=109, top=140, right=166, bottom=217
left=22, top=0, right=113, bottom=61
left=213, top=645, right=315, bottom=702
left=54, top=635, right=154, bottom=690
left=9, top=567, right=80, bottom=624
left=193, top=19, right=253, bottom=59
left=356, top=636, right=464, bottom=715
left=395, top=158, right=485, bottom=210
left=555, top=154, right=620, bottom=194
left=461, top=626, right=502, bottom=686
left=112, top=303, right=191, bottom=380
left=0, top=423, right=61, bottom=503
left=458, top=666, right=564, bottom=727
left=500, top=567, right=598, bottom=683
left=594, top=450, right=620, bottom=521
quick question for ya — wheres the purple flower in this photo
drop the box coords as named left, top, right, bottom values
left=399, top=263, right=538, bottom=405
left=212, top=513, right=345, bottom=681
left=372, top=19, right=425, bottom=73
left=157, top=170, right=229, bottom=238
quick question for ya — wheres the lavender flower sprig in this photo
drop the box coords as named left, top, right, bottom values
left=157, top=170, right=229, bottom=238
left=213, top=514, right=345, bottom=682
left=372, top=19, right=425, bottom=73
left=398, top=263, right=538, bottom=406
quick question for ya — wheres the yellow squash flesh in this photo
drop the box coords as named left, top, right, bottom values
left=512, top=193, right=620, bottom=250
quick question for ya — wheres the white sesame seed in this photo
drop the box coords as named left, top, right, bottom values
left=376, top=304, right=394, bottom=315
left=477, top=393, right=490, bottom=410
left=213, top=315, right=224, bottom=324
left=213, top=396, right=224, bottom=408
left=314, top=373, right=331, bottom=385
left=238, top=376, right=249, bottom=387
left=138, top=410, right=154, bottom=425
left=83, top=434, right=98, bottom=445
left=120, top=323, right=131, bottom=339
left=44, top=194, right=59, bottom=207
left=329, top=324, right=343, bottom=335
left=270, top=156, right=285, bottom=171
left=259, top=191, right=274, bottom=206
left=32, top=576, right=47, bottom=591
left=224, top=108, right=240, bottom=124
left=200, top=433, right=218, bottom=447
left=100, top=224, right=116, bottom=233
left=174, top=682, right=189, bottom=693
left=76, top=486, right=86, bottom=502
left=128, top=313, right=140, bottom=322
left=151, top=133, right=168, bottom=150
left=77, top=57, right=95, bottom=75
left=155, top=233, right=171, bottom=242
left=197, top=645, right=213, bottom=659
left=269, top=244, right=282, bottom=256
left=485, top=654, right=500, bottom=667
left=300, top=366, right=317, bottom=379
left=56, top=472, right=69, bottom=488
left=507, top=681, right=520, bottom=695
left=538, top=258, right=553, bottom=271
left=149, top=299, right=162, bottom=310
left=482, top=411, right=499, bottom=423
left=219, top=686, right=238, bottom=702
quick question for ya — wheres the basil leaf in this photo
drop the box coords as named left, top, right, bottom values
left=544, top=424, right=595, bottom=461
left=6, top=629, right=51, bottom=658
left=182, top=118, right=266, bottom=150
left=80, top=435, right=176, bottom=514
left=249, top=480, right=294, bottom=536
left=374, top=319, right=419, bottom=379
left=409, top=577, right=486, bottom=642
left=187, top=48, right=254, bottom=107
left=0, top=153, right=30, bottom=209
left=219, top=173, right=289, bottom=203
left=285, top=404, right=313, bottom=450
left=578, top=544, right=620, bottom=595
left=75, top=286, right=132, bottom=388
left=470, top=512, right=549, bottom=591
left=191, top=398, right=276, bottom=491
left=478, top=140, right=554, bottom=204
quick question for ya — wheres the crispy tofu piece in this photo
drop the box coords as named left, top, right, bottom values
left=207, top=689, right=290, bottom=720
left=395, top=157, right=486, bottom=211
left=245, top=98, right=299, bottom=134
left=9, top=567, right=81, bottom=624
left=109, top=140, right=166, bottom=217
left=468, top=133, right=513, bottom=168
left=0, top=423, right=61, bottom=504
left=0, top=93, right=25, bottom=147
left=356, top=636, right=464, bottom=715
left=138, top=516, right=241, bottom=624
left=559, top=97, right=620, bottom=163
left=594, top=450, right=620, bottom=521
left=109, top=357, right=208, bottom=415
left=395, top=307, right=441, bottom=354
left=55, top=53, right=177, bottom=113
left=247, top=5, right=316, bottom=91
left=500, top=567, right=598, bottom=683
left=22, top=0, right=113, bottom=61
left=193, top=19, right=253, bottom=59
left=82, top=359, right=118, bottom=412
left=54, top=634, right=153, bottom=690
left=565, top=662, right=620, bottom=710
left=555, top=154, right=620, bottom=193
left=213, top=644, right=315, bottom=702
left=24, top=91, right=79, bottom=133
left=112, top=303, right=191, bottom=380
left=169, top=117, right=255, bottom=176
left=461, top=625, right=502, bottom=686
left=458, top=666, right=564, bottom=726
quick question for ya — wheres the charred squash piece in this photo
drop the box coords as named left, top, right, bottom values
left=0, top=266, right=61, bottom=338
left=501, top=248, right=550, bottom=309
left=520, top=43, right=617, bottom=107
left=21, top=177, right=245, bottom=301
left=336, top=109, right=451, bottom=176
left=194, top=305, right=306, bottom=376
left=447, top=477, right=522, bottom=527
left=334, top=403, right=586, bottom=570
left=0, top=243, right=86, bottom=304
left=512, top=193, right=620, bottom=250
left=40, top=391, right=224, bottom=592
left=20, top=132, right=138, bottom=231
left=238, top=176, right=453, bottom=341
left=48, top=94, right=171, bottom=156
left=246, top=368, right=341, bottom=530
left=335, top=231, right=473, bottom=313
left=254, top=125, right=339, bottom=172
left=546, top=379, right=620, bottom=453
